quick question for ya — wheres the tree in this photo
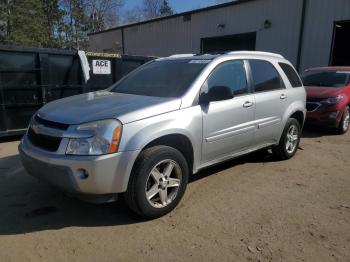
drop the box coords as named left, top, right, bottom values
left=122, top=6, right=143, bottom=24
left=42, top=0, right=65, bottom=47
left=141, top=0, right=174, bottom=20
left=142, top=0, right=161, bottom=19
left=159, top=0, right=173, bottom=16
left=0, top=0, right=124, bottom=49
left=0, top=0, right=50, bottom=47
left=60, top=0, right=89, bottom=49
left=84, top=0, right=123, bottom=33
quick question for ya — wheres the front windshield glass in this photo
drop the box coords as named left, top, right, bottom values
left=111, top=59, right=210, bottom=97
left=301, top=70, right=350, bottom=88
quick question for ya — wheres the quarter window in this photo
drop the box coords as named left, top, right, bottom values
left=249, top=60, right=283, bottom=92
left=279, top=62, right=303, bottom=87
left=206, top=60, right=248, bottom=96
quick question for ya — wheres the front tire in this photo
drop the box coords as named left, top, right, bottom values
left=272, top=118, right=301, bottom=160
left=124, top=145, right=189, bottom=219
left=337, top=106, right=350, bottom=134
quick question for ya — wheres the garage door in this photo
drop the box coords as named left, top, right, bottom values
left=330, top=20, right=350, bottom=66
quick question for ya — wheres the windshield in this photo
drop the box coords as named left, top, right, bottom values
left=110, top=59, right=209, bottom=97
left=301, top=70, right=350, bottom=88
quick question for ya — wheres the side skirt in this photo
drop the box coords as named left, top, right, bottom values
left=193, top=142, right=276, bottom=174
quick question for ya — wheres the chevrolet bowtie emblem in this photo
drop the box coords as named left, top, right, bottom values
left=31, top=124, right=40, bottom=134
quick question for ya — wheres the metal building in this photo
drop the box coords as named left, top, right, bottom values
left=88, top=0, right=350, bottom=71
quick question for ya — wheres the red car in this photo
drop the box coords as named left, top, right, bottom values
left=301, top=67, right=350, bottom=134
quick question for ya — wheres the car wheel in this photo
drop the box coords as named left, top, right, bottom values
left=272, top=118, right=301, bottom=160
left=124, top=145, right=189, bottom=219
left=337, top=106, right=350, bottom=134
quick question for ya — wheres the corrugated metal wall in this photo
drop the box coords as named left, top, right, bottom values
left=91, top=0, right=303, bottom=64
left=300, top=0, right=350, bottom=70
left=89, top=28, right=123, bottom=53
left=88, top=0, right=350, bottom=70
left=124, top=15, right=193, bottom=56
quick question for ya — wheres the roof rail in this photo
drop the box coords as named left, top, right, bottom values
left=227, top=51, right=284, bottom=59
left=168, top=54, right=195, bottom=58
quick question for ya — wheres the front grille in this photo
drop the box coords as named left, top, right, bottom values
left=306, top=102, right=321, bottom=112
left=35, top=115, right=69, bottom=130
left=307, top=97, right=322, bottom=103
left=27, top=126, right=62, bottom=152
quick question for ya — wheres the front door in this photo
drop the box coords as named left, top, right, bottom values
left=201, top=60, right=255, bottom=164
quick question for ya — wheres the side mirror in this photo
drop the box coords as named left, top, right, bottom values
left=200, top=86, right=233, bottom=104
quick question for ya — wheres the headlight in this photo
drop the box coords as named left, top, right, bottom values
left=321, top=95, right=344, bottom=104
left=66, top=119, right=122, bottom=155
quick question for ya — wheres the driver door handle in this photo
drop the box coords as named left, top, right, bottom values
left=243, top=101, right=254, bottom=108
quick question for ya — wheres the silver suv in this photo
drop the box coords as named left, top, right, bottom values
left=19, top=51, right=306, bottom=218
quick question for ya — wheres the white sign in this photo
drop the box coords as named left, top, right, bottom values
left=92, top=60, right=111, bottom=75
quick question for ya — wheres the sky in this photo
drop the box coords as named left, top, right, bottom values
left=123, top=0, right=229, bottom=13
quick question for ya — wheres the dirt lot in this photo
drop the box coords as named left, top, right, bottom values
left=0, top=128, right=349, bottom=262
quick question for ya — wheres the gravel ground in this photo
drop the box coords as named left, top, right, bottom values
left=0, top=128, right=349, bottom=262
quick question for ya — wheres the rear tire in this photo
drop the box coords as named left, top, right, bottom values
left=124, top=146, right=189, bottom=219
left=272, top=118, right=301, bottom=160
left=337, top=106, right=350, bottom=134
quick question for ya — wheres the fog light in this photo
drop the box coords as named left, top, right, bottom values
left=76, top=169, right=89, bottom=180
left=329, top=111, right=339, bottom=119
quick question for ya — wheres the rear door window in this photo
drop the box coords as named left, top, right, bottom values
left=249, top=60, right=284, bottom=92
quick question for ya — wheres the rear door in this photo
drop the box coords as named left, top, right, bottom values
left=248, top=59, right=288, bottom=145
left=201, top=60, right=255, bottom=163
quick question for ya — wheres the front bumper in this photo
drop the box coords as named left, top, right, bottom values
left=305, top=103, right=345, bottom=128
left=19, top=136, right=140, bottom=196
left=306, top=111, right=340, bottom=128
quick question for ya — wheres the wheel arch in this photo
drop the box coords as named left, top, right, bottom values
left=278, top=103, right=306, bottom=143
left=289, top=110, right=305, bottom=128
left=140, top=133, right=194, bottom=174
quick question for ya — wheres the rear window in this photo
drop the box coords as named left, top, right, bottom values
left=111, top=59, right=208, bottom=97
left=279, top=63, right=303, bottom=87
left=301, top=70, right=350, bottom=88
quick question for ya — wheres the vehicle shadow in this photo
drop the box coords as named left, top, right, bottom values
left=0, top=154, right=145, bottom=236
left=301, top=125, right=339, bottom=138
left=0, top=148, right=276, bottom=236
left=189, top=149, right=275, bottom=183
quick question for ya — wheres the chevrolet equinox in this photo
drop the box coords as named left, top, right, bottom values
left=19, top=51, right=306, bottom=218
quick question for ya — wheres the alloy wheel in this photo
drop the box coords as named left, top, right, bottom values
left=286, top=124, right=299, bottom=154
left=342, top=109, right=350, bottom=132
left=145, top=159, right=182, bottom=208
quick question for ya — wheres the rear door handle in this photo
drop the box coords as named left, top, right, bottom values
left=243, top=101, right=254, bottom=108
left=280, top=94, right=287, bottom=100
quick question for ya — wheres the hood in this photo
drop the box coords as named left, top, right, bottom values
left=305, top=86, right=343, bottom=99
left=37, top=91, right=181, bottom=125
